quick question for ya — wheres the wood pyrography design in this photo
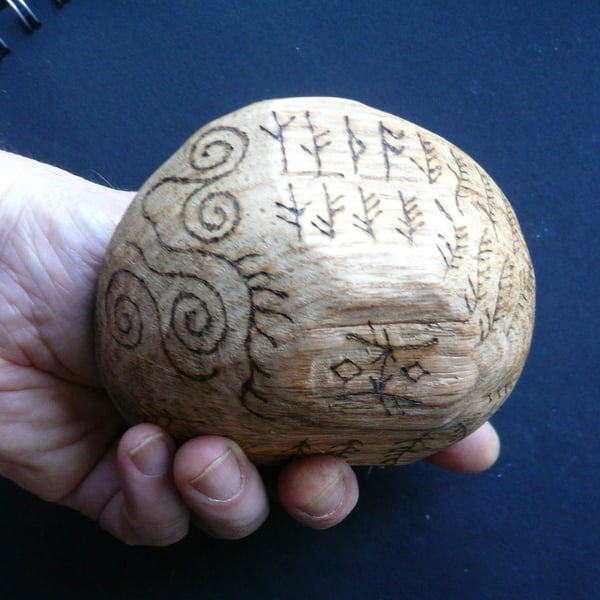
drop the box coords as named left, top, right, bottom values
left=96, top=98, right=535, bottom=466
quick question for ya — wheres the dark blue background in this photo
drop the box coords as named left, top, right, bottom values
left=1, top=2, right=598, bottom=598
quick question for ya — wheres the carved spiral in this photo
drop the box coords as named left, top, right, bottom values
left=169, top=285, right=227, bottom=356
left=160, top=259, right=251, bottom=382
left=182, top=190, right=240, bottom=243
left=105, top=270, right=156, bottom=350
left=103, top=244, right=244, bottom=382
left=142, top=126, right=248, bottom=251
left=189, top=126, right=249, bottom=181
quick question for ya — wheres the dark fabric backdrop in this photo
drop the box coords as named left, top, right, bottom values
left=0, top=2, right=598, bottom=598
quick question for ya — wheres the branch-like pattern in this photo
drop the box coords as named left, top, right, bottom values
left=435, top=198, right=468, bottom=271
left=345, top=115, right=366, bottom=175
left=380, top=121, right=405, bottom=180
left=381, top=422, right=468, bottom=465
left=464, top=229, right=493, bottom=314
left=259, top=111, right=296, bottom=175
left=283, top=439, right=312, bottom=459
left=479, top=257, right=514, bottom=342
left=301, top=110, right=332, bottom=177
left=508, top=260, right=535, bottom=340
left=275, top=183, right=309, bottom=241
left=486, top=378, right=517, bottom=406
left=311, top=183, right=345, bottom=238
left=352, top=187, right=382, bottom=239
left=503, top=195, right=527, bottom=257
left=476, top=168, right=500, bottom=240
left=410, top=132, right=442, bottom=183
left=330, top=439, right=364, bottom=460
left=395, top=191, right=424, bottom=245
left=447, top=148, right=476, bottom=215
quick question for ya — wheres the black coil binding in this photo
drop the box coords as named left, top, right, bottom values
left=0, top=0, right=69, bottom=59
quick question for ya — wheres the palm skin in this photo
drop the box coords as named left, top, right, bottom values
left=0, top=151, right=500, bottom=546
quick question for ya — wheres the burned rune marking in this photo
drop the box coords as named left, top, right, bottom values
left=435, top=198, right=468, bottom=271
left=476, top=168, right=500, bottom=240
left=395, top=191, right=424, bottom=245
left=465, top=229, right=493, bottom=314
left=503, top=197, right=528, bottom=258
left=259, top=111, right=296, bottom=175
left=301, top=110, right=332, bottom=177
left=479, top=256, right=515, bottom=343
left=410, top=132, right=442, bottom=183
left=285, top=438, right=364, bottom=461
left=447, top=148, right=476, bottom=216
left=379, top=122, right=405, bottom=180
left=335, top=322, right=438, bottom=415
left=311, top=183, right=345, bottom=238
left=285, top=438, right=312, bottom=459
left=352, top=187, right=382, bottom=239
left=382, top=422, right=468, bottom=465
left=345, top=115, right=367, bottom=175
left=275, top=183, right=309, bottom=242
left=331, top=439, right=364, bottom=460
left=261, top=110, right=343, bottom=178
left=486, top=378, right=518, bottom=405
left=509, top=260, right=535, bottom=344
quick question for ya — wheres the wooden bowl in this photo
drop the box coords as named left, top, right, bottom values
left=95, top=98, right=535, bottom=466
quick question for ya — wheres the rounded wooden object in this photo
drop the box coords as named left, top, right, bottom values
left=95, top=98, right=535, bottom=466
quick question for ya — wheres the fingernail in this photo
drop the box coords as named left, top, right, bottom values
left=129, top=432, right=169, bottom=477
left=299, top=472, right=345, bottom=518
left=189, top=448, right=243, bottom=501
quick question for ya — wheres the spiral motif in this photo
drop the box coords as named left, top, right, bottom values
left=160, top=262, right=251, bottom=382
left=189, top=126, right=249, bottom=181
left=182, top=190, right=240, bottom=243
left=141, top=125, right=248, bottom=251
left=105, top=270, right=156, bottom=350
left=170, top=287, right=227, bottom=355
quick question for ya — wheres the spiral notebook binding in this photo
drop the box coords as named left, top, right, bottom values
left=6, top=0, right=41, bottom=31
left=0, top=0, right=69, bottom=58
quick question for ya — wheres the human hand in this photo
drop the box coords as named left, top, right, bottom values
left=0, top=151, right=500, bottom=545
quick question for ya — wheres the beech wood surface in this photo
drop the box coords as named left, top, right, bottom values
left=95, top=98, right=535, bottom=466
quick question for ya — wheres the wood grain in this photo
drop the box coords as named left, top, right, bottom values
left=95, top=98, right=535, bottom=466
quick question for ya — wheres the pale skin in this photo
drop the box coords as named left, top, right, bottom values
left=0, top=150, right=501, bottom=545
